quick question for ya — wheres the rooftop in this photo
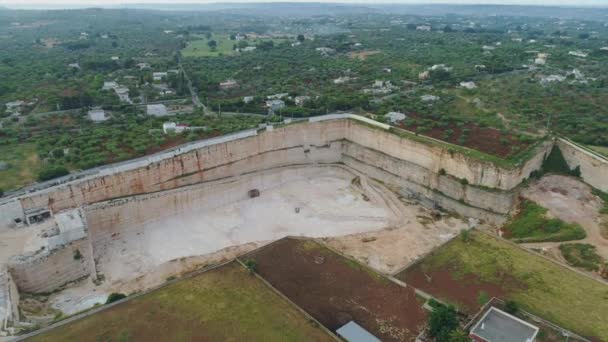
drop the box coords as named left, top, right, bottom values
left=470, top=307, right=539, bottom=342
left=336, top=321, right=381, bottom=342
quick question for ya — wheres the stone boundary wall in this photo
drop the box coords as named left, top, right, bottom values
left=557, top=138, right=608, bottom=192
left=8, top=238, right=95, bottom=294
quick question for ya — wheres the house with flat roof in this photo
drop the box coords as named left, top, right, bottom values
left=336, top=321, right=381, bottom=342
left=87, top=108, right=108, bottom=122
left=470, top=307, right=539, bottom=342
left=146, top=104, right=169, bottom=117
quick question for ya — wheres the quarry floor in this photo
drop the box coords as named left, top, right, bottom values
left=43, top=165, right=468, bottom=316
left=521, top=175, right=608, bottom=261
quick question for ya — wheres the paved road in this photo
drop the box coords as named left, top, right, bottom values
left=178, top=57, right=212, bottom=115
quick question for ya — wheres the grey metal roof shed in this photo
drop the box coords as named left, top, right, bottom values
left=336, top=321, right=381, bottom=342
left=470, top=307, right=539, bottom=342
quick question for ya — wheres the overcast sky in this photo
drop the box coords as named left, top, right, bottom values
left=1, top=0, right=607, bottom=9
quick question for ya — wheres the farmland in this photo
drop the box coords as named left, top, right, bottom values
left=247, top=238, right=428, bottom=342
left=397, top=232, right=608, bottom=340
left=27, top=262, right=332, bottom=342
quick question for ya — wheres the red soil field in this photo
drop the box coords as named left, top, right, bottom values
left=396, top=114, right=531, bottom=158
left=248, top=238, right=428, bottom=342
left=397, top=260, right=526, bottom=315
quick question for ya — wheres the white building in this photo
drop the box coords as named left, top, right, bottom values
left=87, top=108, right=108, bottom=122
left=153, top=72, right=168, bottom=82
left=459, top=81, right=477, bottom=90
left=385, top=112, right=407, bottom=124
left=162, top=122, right=187, bottom=134
left=102, top=81, right=118, bottom=90
left=219, top=79, right=239, bottom=89
left=421, top=95, right=440, bottom=102
left=295, top=96, right=310, bottom=106
left=147, top=104, right=169, bottom=117
left=243, top=96, right=254, bottom=104
left=267, top=93, right=289, bottom=100
left=416, top=25, right=432, bottom=31
left=111, top=56, right=120, bottom=61
left=568, top=50, right=588, bottom=58
left=266, top=100, right=285, bottom=115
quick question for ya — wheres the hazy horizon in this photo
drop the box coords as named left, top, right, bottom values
left=1, top=0, right=608, bottom=10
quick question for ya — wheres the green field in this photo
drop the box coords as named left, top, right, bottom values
left=181, top=34, right=236, bottom=57
left=503, top=200, right=586, bottom=243
left=28, top=262, right=332, bottom=342
left=0, top=143, right=42, bottom=191
left=400, top=233, right=608, bottom=340
left=589, top=145, right=608, bottom=157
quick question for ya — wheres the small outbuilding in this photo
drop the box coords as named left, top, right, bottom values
left=87, top=108, right=108, bottom=122
left=336, top=321, right=381, bottom=342
left=146, top=104, right=169, bottom=117
left=469, top=307, right=539, bottom=342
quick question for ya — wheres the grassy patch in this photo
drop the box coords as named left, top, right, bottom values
left=559, top=243, right=604, bottom=272
left=593, top=189, right=608, bottom=239
left=0, top=143, right=42, bottom=191
left=181, top=34, right=236, bottom=57
left=29, top=262, right=331, bottom=342
left=503, top=200, right=586, bottom=243
left=409, top=232, right=608, bottom=340
left=587, top=145, right=608, bottom=158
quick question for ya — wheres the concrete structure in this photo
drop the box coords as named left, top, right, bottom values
left=266, top=100, right=285, bottom=115
left=87, top=109, right=108, bottom=122
left=153, top=72, right=168, bottom=81
left=146, top=104, right=169, bottom=117
left=385, top=111, right=407, bottom=124
left=219, top=79, right=239, bottom=89
left=336, top=321, right=381, bottom=342
left=162, top=122, right=188, bottom=134
left=102, top=82, right=117, bottom=91
left=470, top=307, right=539, bottom=342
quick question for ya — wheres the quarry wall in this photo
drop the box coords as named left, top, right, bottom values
left=2, top=116, right=549, bottom=224
left=557, top=138, right=608, bottom=192
left=8, top=237, right=95, bottom=294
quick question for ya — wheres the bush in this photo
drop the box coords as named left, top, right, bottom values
left=504, top=300, right=519, bottom=315
left=439, top=168, right=447, bottom=176
left=477, top=291, right=490, bottom=306
left=428, top=303, right=460, bottom=341
left=106, top=293, right=127, bottom=304
left=460, top=230, right=470, bottom=242
left=243, top=259, right=257, bottom=274
left=37, top=165, right=69, bottom=181
left=460, top=178, right=469, bottom=185
left=559, top=243, right=603, bottom=271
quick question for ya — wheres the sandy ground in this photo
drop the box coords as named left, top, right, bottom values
left=46, top=166, right=470, bottom=316
left=521, top=175, right=608, bottom=260
left=96, top=167, right=398, bottom=285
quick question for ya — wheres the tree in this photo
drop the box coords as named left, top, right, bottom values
left=207, top=40, right=217, bottom=50
left=504, top=300, right=519, bottom=315
left=297, top=34, right=305, bottom=42
left=105, top=293, right=126, bottom=304
left=38, top=165, right=69, bottom=181
left=448, top=329, right=470, bottom=342
left=429, top=304, right=459, bottom=341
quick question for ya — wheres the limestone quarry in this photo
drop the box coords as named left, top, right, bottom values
left=0, top=114, right=606, bottom=337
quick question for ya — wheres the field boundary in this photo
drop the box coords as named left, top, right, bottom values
left=11, top=260, right=237, bottom=341
left=480, top=231, right=608, bottom=285
left=234, top=257, right=341, bottom=341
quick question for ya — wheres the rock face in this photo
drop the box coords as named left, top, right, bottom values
left=1, top=114, right=604, bottom=300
